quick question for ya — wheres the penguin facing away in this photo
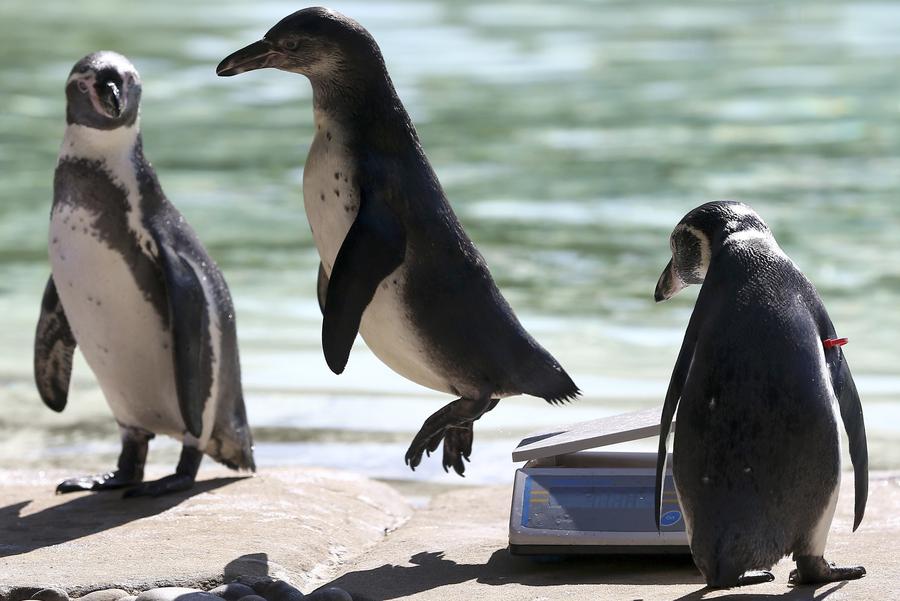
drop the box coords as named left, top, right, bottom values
left=35, top=51, right=254, bottom=496
left=216, top=7, right=579, bottom=475
left=654, top=201, right=867, bottom=587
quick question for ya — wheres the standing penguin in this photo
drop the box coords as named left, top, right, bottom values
left=216, top=7, right=578, bottom=475
left=654, top=201, right=867, bottom=586
left=35, top=51, right=254, bottom=496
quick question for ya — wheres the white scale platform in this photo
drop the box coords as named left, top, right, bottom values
left=508, top=407, right=690, bottom=555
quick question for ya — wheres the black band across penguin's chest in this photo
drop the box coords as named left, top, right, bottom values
left=54, top=158, right=168, bottom=325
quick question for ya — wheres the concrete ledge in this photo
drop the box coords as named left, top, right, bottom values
left=321, top=472, right=900, bottom=600
left=0, top=467, right=412, bottom=599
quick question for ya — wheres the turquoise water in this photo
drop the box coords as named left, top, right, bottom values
left=1, top=0, right=899, bottom=483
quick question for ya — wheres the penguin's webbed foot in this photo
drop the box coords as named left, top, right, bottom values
left=56, top=470, right=140, bottom=494
left=736, top=571, right=775, bottom=586
left=122, top=472, right=195, bottom=498
left=405, top=397, right=495, bottom=475
left=790, top=556, right=866, bottom=585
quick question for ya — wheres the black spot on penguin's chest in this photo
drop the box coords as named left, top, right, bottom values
left=309, top=127, right=360, bottom=216
left=54, top=158, right=169, bottom=326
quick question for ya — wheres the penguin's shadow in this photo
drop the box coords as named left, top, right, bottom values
left=318, top=549, right=703, bottom=600
left=671, top=581, right=848, bottom=600
left=0, top=477, right=241, bottom=558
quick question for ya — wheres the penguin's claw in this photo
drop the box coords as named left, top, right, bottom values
left=56, top=470, right=140, bottom=494
left=442, top=440, right=465, bottom=477
left=442, top=426, right=473, bottom=476
left=790, top=557, right=866, bottom=585
left=405, top=430, right=442, bottom=471
left=122, top=473, right=195, bottom=498
left=736, top=571, right=775, bottom=586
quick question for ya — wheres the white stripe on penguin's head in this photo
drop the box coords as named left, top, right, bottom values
left=676, top=224, right=711, bottom=282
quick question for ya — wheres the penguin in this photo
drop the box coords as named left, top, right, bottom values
left=653, top=201, right=868, bottom=587
left=34, top=51, right=255, bottom=496
left=215, top=7, right=579, bottom=475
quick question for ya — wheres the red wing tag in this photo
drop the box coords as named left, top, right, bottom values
left=823, top=337, right=848, bottom=349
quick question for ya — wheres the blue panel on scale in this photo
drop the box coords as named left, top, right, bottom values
left=521, top=474, right=683, bottom=533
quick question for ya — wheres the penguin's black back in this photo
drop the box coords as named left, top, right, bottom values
left=674, top=238, right=840, bottom=577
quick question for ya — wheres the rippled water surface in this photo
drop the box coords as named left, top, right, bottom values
left=1, top=0, right=899, bottom=483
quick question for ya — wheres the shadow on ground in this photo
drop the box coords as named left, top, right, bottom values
left=0, top=477, right=243, bottom=558
left=323, top=550, right=855, bottom=601
left=322, top=549, right=704, bottom=599
left=224, top=552, right=271, bottom=581
left=672, top=581, right=848, bottom=600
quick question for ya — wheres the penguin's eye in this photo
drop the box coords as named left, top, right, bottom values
left=124, top=73, right=134, bottom=86
left=77, top=80, right=89, bottom=93
left=282, top=39, right=299, bottom=51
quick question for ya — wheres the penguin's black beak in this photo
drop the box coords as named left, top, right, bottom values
left=97, top=80, right=122, bottom=118
left=654, top=259, right=684, bottom=302
left=216, top=40, right=278, bottom=76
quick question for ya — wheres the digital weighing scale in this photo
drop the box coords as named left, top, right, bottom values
left=508, top=407, right=689, bottom=555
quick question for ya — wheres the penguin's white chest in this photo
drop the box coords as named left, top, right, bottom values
left=303, top=116, right=449, bottom=394
left=49, top=204, right=182, bottom=436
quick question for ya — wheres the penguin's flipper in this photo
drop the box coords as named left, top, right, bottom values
left=34, top=276, right=76, bottom=412
left=829, top=350, right=868, bottom=531
left=316, top=262, right=328, bottom=314
left=654, top=310, right=701, bottom=531
left=322, top=189, right=405, bottom=374
left=155, top=239, right=212, bottom=439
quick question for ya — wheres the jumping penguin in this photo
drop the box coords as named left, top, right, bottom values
left=654, top=201, right=867, bottom=587
left=35, top=51, right=254, bottom=496
left=216, top=7, right=579, bottom=475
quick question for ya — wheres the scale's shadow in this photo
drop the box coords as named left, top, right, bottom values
left=321, top=549, right=703, bottom=600
left=0, top=477, right=242, bottom=558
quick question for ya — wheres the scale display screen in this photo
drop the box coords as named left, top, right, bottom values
left=520, top=473, right=684, bottom=533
